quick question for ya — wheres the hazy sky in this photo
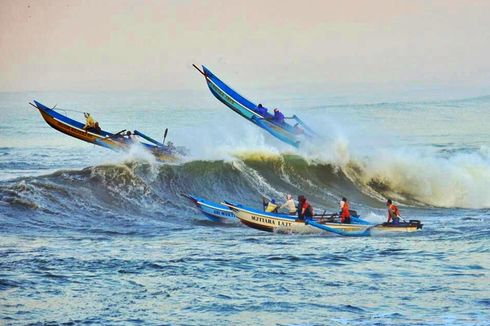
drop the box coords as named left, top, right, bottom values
left=1, top=0, right=489, bottom=92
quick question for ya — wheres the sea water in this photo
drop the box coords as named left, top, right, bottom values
left=0, top=90, right=489, bottom=325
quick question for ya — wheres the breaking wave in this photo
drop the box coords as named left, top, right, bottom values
left=1, top=144, right=489, bottom=232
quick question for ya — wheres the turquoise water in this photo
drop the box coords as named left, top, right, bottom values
left=0, top=90, right=489, bottom=325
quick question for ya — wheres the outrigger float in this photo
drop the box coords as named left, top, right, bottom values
left=193, top=64, right=317, bottom=148
left=30, top=100, right=186, bottom=161
left=224, top=202, right=423, bottom=236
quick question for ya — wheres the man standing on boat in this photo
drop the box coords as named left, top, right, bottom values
left=297, top=195, right=313, bottom=221
left=279, top=194, right=297, bottom=215
left=386, top=199, right=401, bottom=224
left=339, top=197, right=351, bottom=224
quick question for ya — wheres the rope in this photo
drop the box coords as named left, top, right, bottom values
left=53, top=108, right=86, bottom=115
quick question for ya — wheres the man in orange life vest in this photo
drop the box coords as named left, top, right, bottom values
left=386, top=199, right=401, bottom=224
left=340, top=197, right=351, bottom=224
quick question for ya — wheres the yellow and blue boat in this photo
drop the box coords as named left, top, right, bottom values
left=194, top=65, right=317, bottom=147
left=30, top=100, right=185, bottom=161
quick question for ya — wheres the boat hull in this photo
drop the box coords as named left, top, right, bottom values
left=225, top=202, right=422, bottom=235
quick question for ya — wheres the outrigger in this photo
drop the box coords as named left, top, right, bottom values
left=30, top=100, right=186, bottom=161
left=193, top=64, right=317, bottom=148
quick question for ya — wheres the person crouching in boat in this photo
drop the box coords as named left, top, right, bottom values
left=298, top=195, right=313, bottom=221
left=339, top=197, right=351, bottom=224
left=256, top=103, right=268, bottom=116
left=280, top=194, right=297, bottom=215
left=386, top=199, right=401, bottom=224
left=264, top=198, right=279, bottom=213
left=272, top=108, right=285, bottom=124
left=83, top=113, right=101, bottom=133
left=125, top=131, right=139, bottom=143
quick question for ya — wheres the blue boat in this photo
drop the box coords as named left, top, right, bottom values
left=181, top=193, right=235, bottom=222
left=193, top=64, right=317, bottom=147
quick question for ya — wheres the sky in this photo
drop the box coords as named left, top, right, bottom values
left=1, top=0, right=489, bottom=94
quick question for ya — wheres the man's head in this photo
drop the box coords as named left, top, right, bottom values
left=386, top=199, right=392, bottom=206
left=258, top=104, right=263, bottom=108
left=274, top=108, right=278, bottom=113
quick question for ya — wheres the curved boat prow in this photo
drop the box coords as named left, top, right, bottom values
left=182, top=194, right=235, bottom=222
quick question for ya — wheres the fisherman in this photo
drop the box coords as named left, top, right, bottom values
left=297, top=195, right=313, bottom=221
left=166, top=141, right=175, bottom=151
left=256, top=103, right=268, bottom=116
left=272, top=108, right=285, bottom=124
left=279, top=194, right=297, bottom=215
left=339, top=197, right=351, bottom=224
left=83, top=113, right=98, bottom=132
left=125, top=131, right=136, bottom=143
left=93, top=122, right=102, bottom=133
left=386, top=199, right=401, bottom=224
left=265, top=198, right=279, bottom=213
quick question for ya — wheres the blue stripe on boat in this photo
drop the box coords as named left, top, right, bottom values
left=184, top=194, right=235, bottom=221
left=203, top=66, right=260, bottom=113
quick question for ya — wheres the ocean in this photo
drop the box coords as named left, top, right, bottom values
left=0, top=89, right=489, bottom=325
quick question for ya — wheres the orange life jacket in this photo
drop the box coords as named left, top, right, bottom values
left=340, top=201, right=350, bottom=223
left=388, top=204, right=400, bottom=219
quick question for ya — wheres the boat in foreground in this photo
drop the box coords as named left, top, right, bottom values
left=224, top=201, right=423, bottom=236
left=193, top=64, right=317, bottom=148
left=30, top=100, right=186, bottom=161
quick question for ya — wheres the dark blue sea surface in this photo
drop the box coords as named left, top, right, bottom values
left=0, top=91, right=489, bottom=325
